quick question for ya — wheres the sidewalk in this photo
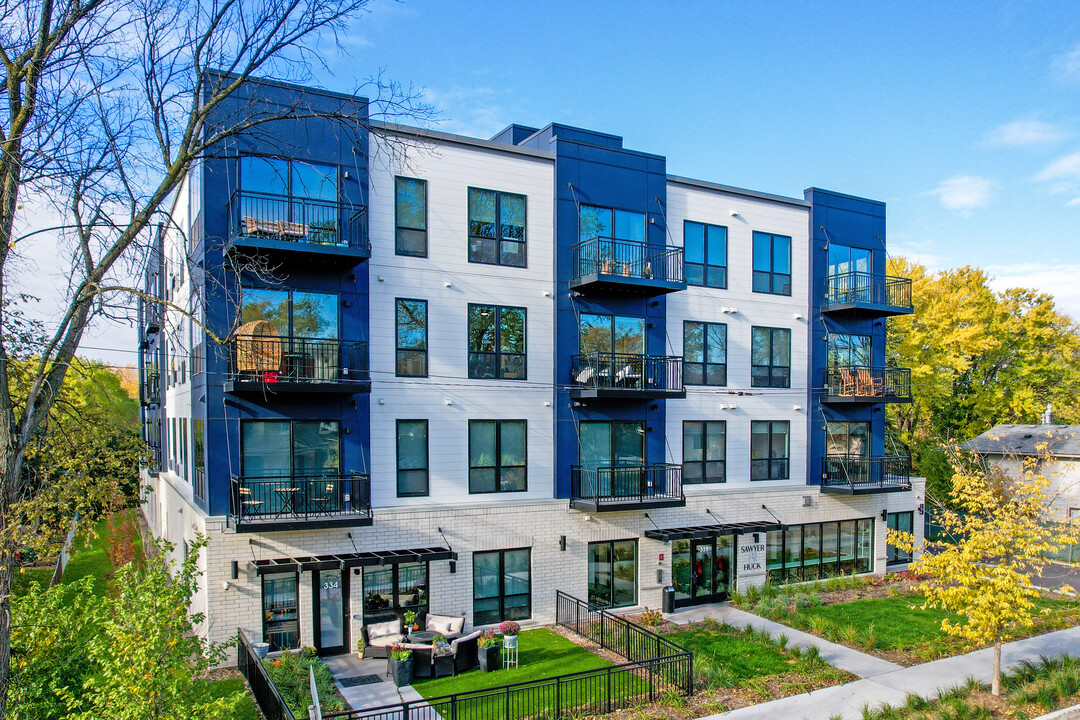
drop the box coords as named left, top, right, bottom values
left=667, top=604, right=1080, bottom=720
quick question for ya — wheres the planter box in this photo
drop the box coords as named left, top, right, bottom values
left=390, top=658, right=413, bottom=687
left=478, top=645, right=500, bottom=672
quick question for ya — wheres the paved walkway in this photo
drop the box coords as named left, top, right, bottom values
left=323, top=654, right=424, bottom=710
left=665, top=603, right=1080, bottom=720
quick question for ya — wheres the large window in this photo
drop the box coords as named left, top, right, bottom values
left=751, top=327, right=791, bottom=388
left=579, top=313, right=645, bottom=355
left=684, top=321, right=727, bottom=385
left=193, top=418, right=205, bottom=501
left=473, top=548, right=531, bottom=626
left=396, top=420, right=428, bottom=497
left=752, top=231, right=792, bottom=295
left=828, top=244, right=872, bottom=276
left=469, top=420, right=527, bottom=493
left=887, top=512, right=914, bottom=565
left=468, top=305, right=526, bottom=379
left=684, top=221, right=727, bottom=288
left=579, top=205, right=645, bottom=243
left=262, top=574, right=300, bottom=651
left=240, top=156, right=337, bottom=201
left=241, top=420, right=340, bottom=477
left=579, top=422, right=644, bottom=468
left=395, top=177, right=427, bottom=257
left=827, top=334, right=872, bottom=368
left=468, top=188, right=526, bottom=267
left=751, top=421, right=789, bottom=481
left=362, top=562, right=428, bottom=621
left=826, top=421, right=870, bottom=458
left=766, top=519, right=875, bottom=583
left=588, top=540, right=637, bottom=609
left=683, top=421, right=726, bottom=484
left=395, top=299, right=427, bottom=377
left=241, top=288, right=339, bottom=339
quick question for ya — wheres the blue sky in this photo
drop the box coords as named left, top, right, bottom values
left=322, top=0, right=1080, bottom=316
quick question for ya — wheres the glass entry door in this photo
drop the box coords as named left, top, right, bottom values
left=691, top=541, right=714, bottom=600
left=670, top=536, right=736, bottom=607
left=312, top=568, right=348, bottom=655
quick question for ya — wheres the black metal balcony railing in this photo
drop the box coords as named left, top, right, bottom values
left=823, top=271, right=913, bottom=313
left=227, top=190, right=369, bottom=251
left=141, top=371, right=161, bottom=406
left=230, top=473, right=372, bottom=529
left=227, top=335, right=369, bottom=388
left=571, top=464, right=684, bottom=511
left=822, top=456, right=912, bottom=494
left=571, top=237, right=684, bottom=285
left=571, top=352, right=684, bottom=397
left=824, top=366, right=912, bottom=402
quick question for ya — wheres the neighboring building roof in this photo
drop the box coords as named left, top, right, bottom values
left=962, top=424, right=1080, bottom=459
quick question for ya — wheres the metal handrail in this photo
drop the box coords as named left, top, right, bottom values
left=824, top=365, right=912, bottom=400
left=572, top=236, right=684, bottom=284
left=228, top=335, right=369, bottom=385
left=227, top=190, right=369, bottom=250
left=571, top=352, right=684, bottom=393
left=571, top=464, right=684, bottom=505
left=237, top=629, right=296, bottom=720
left=229, top=472, right=372, bottom=525
left=822, top=456, right=912, bottom=490
left=823, top=270, right=913, bottom=310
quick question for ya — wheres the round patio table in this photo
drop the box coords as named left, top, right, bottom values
left=408, top=631, right=437, bottom=644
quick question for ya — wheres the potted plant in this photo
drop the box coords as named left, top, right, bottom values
left=389, top=644, right=413, bottom=687
left=356, top=636, right=365, bottom=660
left=499, top=620, right=520, bottom=649
left=477, top=630, right=501, bottom=672
left=432, top=634, right=452, bottom=657
left=403, top=610, right=419, bottom=633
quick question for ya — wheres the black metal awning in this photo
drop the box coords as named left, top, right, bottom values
left=644, top=521, right=782, bottom=542
left=253, top=547, right=456, bottom=575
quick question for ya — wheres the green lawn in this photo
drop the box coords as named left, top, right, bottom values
left=795, top=595, right=951, bottom=650
left=667, top=625, right=805, bottom=680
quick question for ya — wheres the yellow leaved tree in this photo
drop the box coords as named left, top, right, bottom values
left=890, top=442, right=1080, bottom=695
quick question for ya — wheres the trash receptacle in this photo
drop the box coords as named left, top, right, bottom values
left=662, top=585, right=675, bottom=614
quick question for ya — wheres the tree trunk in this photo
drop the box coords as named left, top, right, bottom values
left=992, top=634, right=1002, bottom=696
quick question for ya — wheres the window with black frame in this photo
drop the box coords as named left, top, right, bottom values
left=887, top=512, right=914, bottom=564
left=588, top=540, right=637, bottom=608
left=395, top=177, right=427, bottom=257
left=683, top=421, right=726, bottom=484
left=395, top=299, right=427, bottom=377
left=468, top=188, right=526, bottom=267
left=262, top=574, right=300, bottom=650
left=238, top=156, right=339, bottom=244
left=473, top=548, right=531, bottom=626
left=469, top=420, right=527, bottom=493
left=751, top=327, right=791, bottom=388
left=362, top=562, right=429, bottom=621
left=684, top=321, right=727, bottom=385
left=752, top=231, right=792, bottom=295
left=468, top=305, right=526, bottom=379
left=239, top=287, right=340, bottom=382
left=751, top=421, right=789, bottom=481
left=765, top=519, right=875, bottom=583
left=396, top=420, right=428, bottom=497
left=684, top=221, right=727, bottom=288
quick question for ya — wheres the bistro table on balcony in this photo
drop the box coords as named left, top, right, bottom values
left=272, top=486, right=299, bottom=519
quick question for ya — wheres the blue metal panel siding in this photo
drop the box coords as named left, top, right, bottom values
left=553, top=138, right=668, bottom=498
left=198, top=82, right=370, bottom=517
left=805, top=188, right=888, bottom=488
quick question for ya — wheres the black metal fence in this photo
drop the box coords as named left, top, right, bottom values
left=572, top=237, right=684, bottom=284
left=238, top=629, right=296, bottom=720
left=823, top=456, right=912, bottom=491
left=228, top=190, right=369, bottom=250
left=571, top=352, right=684, bottom=394
left=570, top=465, right=684, bottom=508
left=823, top=271, right=913, bottom=310
left=555, top=591, right=690, bottom=666
left=228, top=335, right=369, bottom=387
left=824, top=366, right=912, bottom=401
left=230, top=472, right=372, bottom=526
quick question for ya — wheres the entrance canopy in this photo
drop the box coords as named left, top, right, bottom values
left=253, top=546, right=456, bottom=575
left=644, top=521, right=781, bottom=542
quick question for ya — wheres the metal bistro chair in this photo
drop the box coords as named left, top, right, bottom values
left=310, top=481, right=336, bottom=517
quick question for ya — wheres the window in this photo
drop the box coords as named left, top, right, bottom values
left=579, top=313, right=645, bottom=355
left=396, top=420, right=428, bottom=497
left=468, top=305, right=526, bottom=379
left=684, top=322, right=726, bottom=385
left=751, top=327, right=791, bottom=388
left=395, top=177, right=427, bottom=257
left=751, top=421, right=789, bottom=481
left=588, top=540, right=637, bottom=608
left=179, top=418, right=188, bottom=480
left=752, top=231, right=792, bottom=295
left=473, top=548, right=531, bottom=626
left=262, top=574, right=300, bottom=651
left=827, top=334, right=872, bottom=368
left=469, top=420, right=527, bottom=493
left=826, top=421, right=870, bottom=458
left=683, top=421, right=726, bottom=484
left=240, top=156, right=337, bottom=201
left=241, top=420, right=340, bottom=478
left=765, top=519, right=874, bottom=583
left=241, top=288, right=339, bottom=339
left=828, top=244, right=871, bottom=276
left=579, top=422, right=644, bottom=468
left=887, top=512, right=914, bottom=565
left=684, top=221, right=727, bottom=288
left=238, top=156, right=339, bottom=243
left=468, top=188, right=526, bottom=267
left=192, top=418, right=206, bottom=501
left=362, top=562, right=428, bottom=621
left=579, top=205, right=645, bottom=243
left=395, top=299, right=427, bottom=377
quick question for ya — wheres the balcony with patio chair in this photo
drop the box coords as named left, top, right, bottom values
left=570, top=352, right=685, bottom=400
left=570, top=237, right=686, bottom=296
left=225, top=321, right=370, bottom=395
left=822, top=366, right=912, bottom=404
left=229, top=472, right=373, bottom=531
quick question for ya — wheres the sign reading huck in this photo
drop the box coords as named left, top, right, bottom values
left=740, top=541, right=766, bottom=572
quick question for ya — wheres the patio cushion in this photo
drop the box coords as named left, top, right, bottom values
left=366, top=620, right=403, bottom=647
left=426, top=614, right=465, bottom=638
left=452, top=630, right=482, bottom=649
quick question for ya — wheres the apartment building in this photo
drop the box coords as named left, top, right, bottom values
left=138, top=77, right=924, bottom=661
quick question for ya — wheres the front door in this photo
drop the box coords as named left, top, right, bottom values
left=691, top=540, right=714, bottom=600
left=312, top=568, right=348, bottom=655
left=672, top=537, right=737, bottom=607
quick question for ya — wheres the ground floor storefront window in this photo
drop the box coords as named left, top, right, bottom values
left=887, top=511, right=914, bottom=565
left=262, top=573, right=299, bottom=650
left=473, top=548, right=530, bottom=626
left=766, top=518, right=874, bottom=582
left=588, top=540, right=637, bottom=608
left=363, top=562, right=428, bottom=623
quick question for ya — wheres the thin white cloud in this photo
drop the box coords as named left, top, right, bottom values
left=890, top=240, right=948, bottom=271
left=1053, top=42, right=1080, bottom=82
left=987, top=262, right=1080, bottom=321
left=1036, top=151, right=1080, bottom=182
left=925, top=175, right=995, bottom=213
left=984, top=120, right=1069, bottom=147
left=422, top=85, right=514, bottom=140
left=1068, top=197, right=1080, bottom=207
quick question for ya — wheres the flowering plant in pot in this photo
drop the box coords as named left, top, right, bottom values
left=403, top=610, right=419, bottom=632
left=477, top=630, right=502, bottom=672
left=389, top=644, right=413, bottom=687
left=498, top=621, right=520, bottom=648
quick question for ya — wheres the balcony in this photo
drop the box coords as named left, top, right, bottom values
left=141, top=372, right=160, bottom=406
left=823, top=366, right=912, bottom=404
left=570, top=237, right=685, bottom=296
left=821, top=456, right=912, bottom=495
left=225, top=334, right=370, bottom=395
left=230, top=473, right=373, bottom=531
left=821, top=271, right=913, bottom=317
left=225, top=190, right=370, bottom=265
left=570, top=353, right=685, bottom=400
left=570, top=464, right=685, bottom=512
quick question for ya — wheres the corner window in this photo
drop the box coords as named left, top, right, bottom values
left=588, top=540, right=637, bottom=608
left=396, top=420, right=428, bottom=497
left=684, top=221, right=727, bottom=288
left=469, top=420, right=527, bottom=493
left=395, top=177, right=427, bottom=257
left=473, top=548, right=531, bottom=626
left=887, top=512, right=914, bottom=565
left=468, top=188, right=526, bottom=267
left=468, top=305, right=526, bottom=379
left=751, top=327, right=791, bottom=388
left=395, top=299, right=427, bottom=377
left=683, top=421, right=726, bottom=484
left=751, top=421, right=789, bottom=481
left=752, top=231, right=792, bottom=295
left=262, top=573, right=300, bottom=651
left=684, top=321, right=727, bottom=385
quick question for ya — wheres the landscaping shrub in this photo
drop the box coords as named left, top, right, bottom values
left=263, top=651, right=346, bottom=715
